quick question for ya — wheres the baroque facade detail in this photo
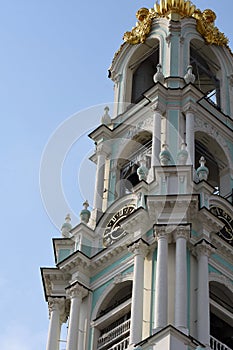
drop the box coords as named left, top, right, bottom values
left=41, top=1, right=233, bottom=349
left=123, top=0, right=228, bottom=47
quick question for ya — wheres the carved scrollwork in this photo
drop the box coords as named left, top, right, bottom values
left=123, top=0, right=228, bottom=48
left=123, top=8, right=154, bottom=45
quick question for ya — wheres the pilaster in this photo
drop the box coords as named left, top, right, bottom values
left=128, top=239, right=149, bottom=345
left=195, top=240, right=215, bottom=348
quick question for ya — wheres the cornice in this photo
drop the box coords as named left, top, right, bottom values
left=146, top=193, right=199, bottom=222
left=196, top=207, right=224, bottom=233
left=41, top=267, right=71, bottom=301
left=209, top=258, right=233, bottom=281
left=88, top=124, right=112, bottom=142
left=210, top=234, right=233, bottom=262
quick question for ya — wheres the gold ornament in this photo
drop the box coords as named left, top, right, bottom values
left=123, top=0, right=228, bottom=47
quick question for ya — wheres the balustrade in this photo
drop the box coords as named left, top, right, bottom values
left=97, top=319, right=130, bottom=350
left=210, top=335, right=232, bottom=350
left=109, top=337, right=130, bottom=350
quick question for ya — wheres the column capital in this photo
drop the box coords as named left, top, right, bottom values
left=48, top=297, right=66, bottom=319
left=183, top=103, right=196, bottom=115
left=154, top=225, right=175, bottom=240
left=195, top=239, right=215, bottom=258
left=151, top=101, right=165, bottom=115
left=173, top=225, right=190, bottom=241
left=128, top=239, right=149, bottom=258
left=96, top=141, right=111, bottom=157
left=66, top=283, right=88, bottom=300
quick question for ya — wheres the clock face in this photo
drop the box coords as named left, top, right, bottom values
left=103, top=205, right=136, bottom=246
left=210, top=206, right=233, bottom=247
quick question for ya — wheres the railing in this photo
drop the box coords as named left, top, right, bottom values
left=109, top=336, right=130, bottom=350
left=97, top=319, right=130, bottom=350
left=210, top=335, right=232, bottom=350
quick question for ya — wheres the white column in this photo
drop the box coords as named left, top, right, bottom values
left=196, top=241, right=214, bottom=348
left=174, top=226, right=189, bottom=334
left=66, top=284, right=88, bottom=350
left=154, top=226, right=168, bottom=331
left=46, top=298, right=65, bottom=350
left=93, top=145, right=106, bottom=212
left=128, top=240, right=148, bottom=345
left=185, top=109, right=195, bottom=166
left=151, top=109, right=162, bottom=167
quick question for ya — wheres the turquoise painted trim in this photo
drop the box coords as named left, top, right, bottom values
left=146, top=229, right=153, bottom=239
left=167, top=109, right=179, bottom=161
left=170, top=34, right=180, bottom=76
left=91, top=264, right=134, bottom=323
left=81, top=237, right=92, bottom=257
left=211, top=254, right=233, bottom=272
left=91, top=279, right=113, bottom=313
left=150, top=248, right=157, bottom=334
left=191, top=229, right=198, bottom=237
left=187, top=248, right=191, bottom=330
left=208, top=265, right=221, bottom=274
left=90, top=253, right=131, bottom=283
left=81, top=244, right=92, bottom=257
left=178, top=175, right=186, bottom=194
left=88, top=324, right=94, bottom=350
left=58, top=249, right=71, bottom=263
left=108, top=169, right=116, bottom=204
left=224, top=71, right=231, bottom=117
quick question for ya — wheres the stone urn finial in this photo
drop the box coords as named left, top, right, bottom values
left=153, top=64, right=165, bottom=84
left=101, top=106, right=111, bottom=126
left=184, top=65, right=195, bottom=84
left=80, top=200, right=91, bottom=224
left=197, top=156, right=209, bottom=181
left=137, top=158, right=149, bottom=181
left=159, top=143, right=171, bottom=166
left=61, top=213, right=72, bottom=237
left=177, top=142, right=188, bottom=165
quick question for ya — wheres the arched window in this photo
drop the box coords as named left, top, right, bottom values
left=131, top=48, right=159, bottom=103
left=190, top=41, right=221, bottom=108
left=195, top=132, right=230, bottom=196
left=117, top=131, right=152, bottom=196
left=93, top=281, right=132, bottom=350
left=209, top=281, right=233, bottom=349
left=195, top=139, right=220, bottom=190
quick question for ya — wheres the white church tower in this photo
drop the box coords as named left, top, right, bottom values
left=41, top=1, right=233, bottom=349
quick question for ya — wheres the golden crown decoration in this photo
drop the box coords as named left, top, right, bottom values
left=123, top=0, right=228, bottom=47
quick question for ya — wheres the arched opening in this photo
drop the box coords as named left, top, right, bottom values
left=94, top=281, right=133, bottom=350
left=190, top=40, right=221, bottom=108
left=195, top=132, right=229, bottom=196
left=117, top=131, right=152, bottom=196
left=131, top=46, right=159, bottom=103
left=209, top=282, right=233, bottom=349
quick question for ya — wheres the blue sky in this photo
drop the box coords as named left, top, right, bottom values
left=0, top=1, right=232, bottom=349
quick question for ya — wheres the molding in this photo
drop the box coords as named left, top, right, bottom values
left=90, top=256, right=133, bottom=291
left=194, top=115, right=232, bottom=170
left=209, top=272, right=233, bottom=293
left=209, top=258, right=233, bottom=281
left=91, top=273, right=133, bottom=321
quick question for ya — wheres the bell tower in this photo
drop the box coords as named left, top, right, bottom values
left=41, top=1, right=233, bottom=350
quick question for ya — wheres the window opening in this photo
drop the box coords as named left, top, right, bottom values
left=131, top=48, right=159, bottom=103
left=119, top=138, right=152, bottom=196
left=190, top=47, right=220, bottom=108
left=195, top=140, right=219, bottom=188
